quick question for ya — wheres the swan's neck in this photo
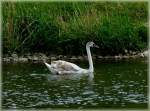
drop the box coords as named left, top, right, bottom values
left=86, top=45, right=93, bottom=72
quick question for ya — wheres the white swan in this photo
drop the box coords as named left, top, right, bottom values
left=44, top=41, right=99, bottom=74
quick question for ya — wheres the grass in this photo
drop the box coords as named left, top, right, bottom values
left=2, top=1, right=148, bottom=56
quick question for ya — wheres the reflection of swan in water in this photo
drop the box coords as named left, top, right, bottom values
left=46, top=72, right=95, bottom=96
left=44, top=42, right=99, bottom=75
left=46, top=72, right=94, bottom=82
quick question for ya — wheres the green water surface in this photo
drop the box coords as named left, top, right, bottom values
left=2, top=59, right=148, bottom=109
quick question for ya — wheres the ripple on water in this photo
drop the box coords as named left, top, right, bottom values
left=2, top=60, right=148, bottom=109
left=82, top=90, right=94, bottom=96
left=123, top=93, right=147, bottom=104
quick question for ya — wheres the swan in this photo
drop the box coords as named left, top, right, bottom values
left=44, top=41, right=99, bottom=75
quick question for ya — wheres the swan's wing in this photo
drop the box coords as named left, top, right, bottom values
left=51, top=60, right=81, bottom=71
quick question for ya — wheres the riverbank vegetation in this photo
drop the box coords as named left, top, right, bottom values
left=2, top=2, right=148, bottom=56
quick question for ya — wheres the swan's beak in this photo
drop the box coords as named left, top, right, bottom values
left=93, top=44, right=99, bottom=48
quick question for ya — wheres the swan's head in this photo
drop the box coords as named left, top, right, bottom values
left=86, top=41, right=99, bottom=48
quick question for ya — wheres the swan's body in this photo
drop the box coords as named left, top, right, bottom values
left=44, top=42, right=99, bottom=75
left=45, top=60, right=88, bottom=74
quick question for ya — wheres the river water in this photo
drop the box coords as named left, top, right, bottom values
left=2, top=58, right=148, bottom=109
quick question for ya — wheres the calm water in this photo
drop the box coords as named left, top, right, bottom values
left=2, top=59, right=148, bottom=109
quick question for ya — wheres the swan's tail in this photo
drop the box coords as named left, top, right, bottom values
left=44, top=62, right=57, bottom=74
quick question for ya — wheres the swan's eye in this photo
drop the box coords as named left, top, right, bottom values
left=90, top=42, right=94, bottom=45
left=90, top=44, right=93, bottom=46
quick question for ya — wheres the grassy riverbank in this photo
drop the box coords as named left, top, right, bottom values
left=2, top=2, right=148, bottom=56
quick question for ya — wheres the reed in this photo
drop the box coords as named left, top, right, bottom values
left=2, top=2, right=148, bottom=55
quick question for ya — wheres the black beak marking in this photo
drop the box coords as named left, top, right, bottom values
left=94, top=44, right=99, bottom=48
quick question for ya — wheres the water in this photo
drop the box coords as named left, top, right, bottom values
left=2, top=59, right=148, bottom=109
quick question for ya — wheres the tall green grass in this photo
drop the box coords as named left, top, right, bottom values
left=2, top=2, right=148, bottom=55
